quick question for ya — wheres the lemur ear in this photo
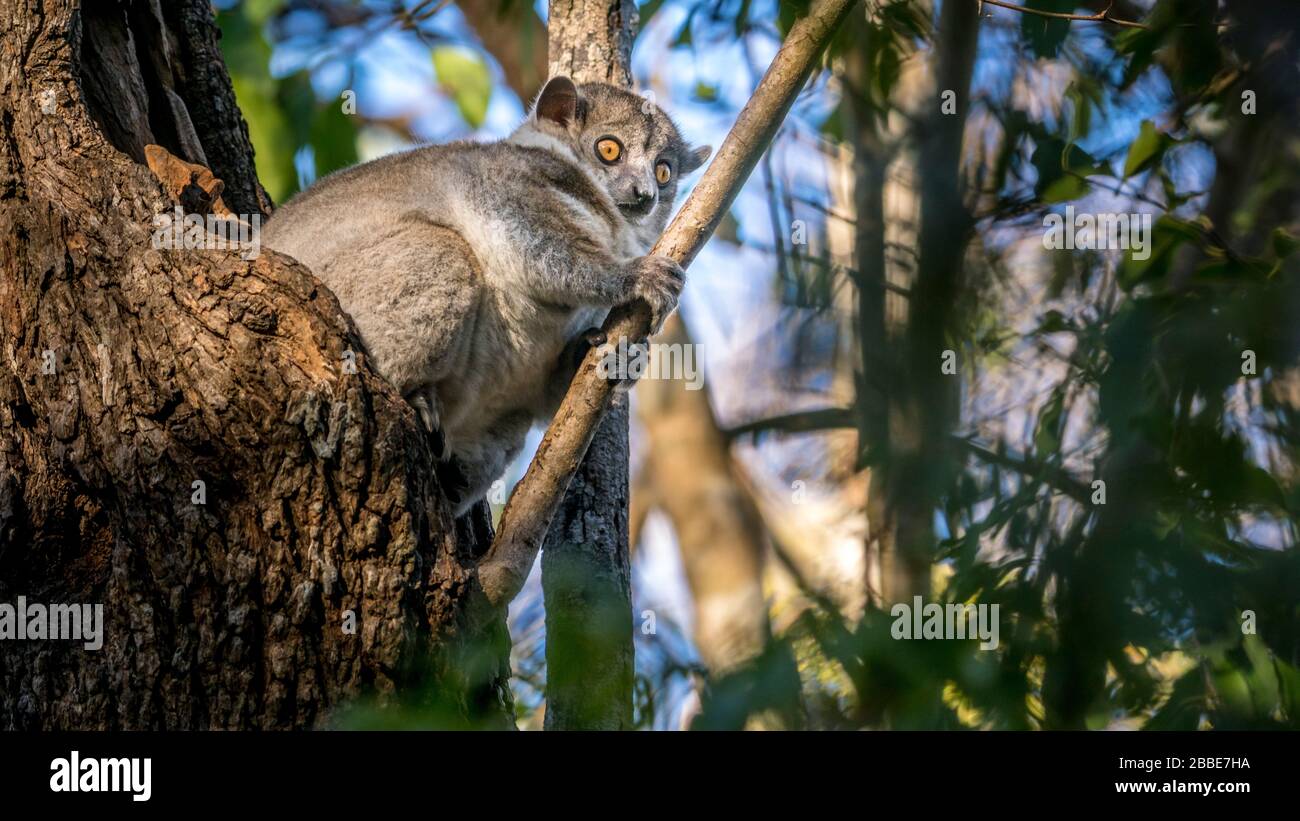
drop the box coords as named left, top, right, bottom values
left=535, top=76, right=581, bottom=128
left=682, top=145, right=712, bottom=174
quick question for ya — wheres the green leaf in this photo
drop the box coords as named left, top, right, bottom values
left=243, top=0, right=284, bottom=25
left=1276, top=658, right=1300, bottom=718
left=310, top=102, right=359, bottom=179
left=1270, top=227, right=1300, bottom=259
left=733, top=0, right=752, bottom=37
left=1123, top=120, right=1167, bottom=178
left=1041, top=174, right=1088, bottom=204
left=1240, top=464, right=1287, bottom=509
left=820, top=102, right=844, bottom=143
left=1152, top=508, right=1180, bottom=539
left=1064, top=83, right=1093, bottom=144
left=1145, top=664, right=1208, bottom=730
left=1033, top=390, right=1065, bottom=456
left=871, top=41, right=902, bottom=110
left=778, top=0, right=812, bottom=37
left=1116, top=216, right=1197, bottom=289
left=1031, top=136, right=1102, bottom=200
left=692, top=81, right=719, bottom=103
left=1021, top=0, right=1075, bottom=59
left=433, top=46, right=492, bottom=129
left=1036, top=309, right=1070, bottom=334
left=638, top=0, right=667, bottom=26
left=672, top=9, right=696, bottom=48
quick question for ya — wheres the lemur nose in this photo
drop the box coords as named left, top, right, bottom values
left=633, top=184, right=655, bottom=204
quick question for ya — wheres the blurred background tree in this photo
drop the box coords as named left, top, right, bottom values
left=220, top=0, right=1300, bottom=729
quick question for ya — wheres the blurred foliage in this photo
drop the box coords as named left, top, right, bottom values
left=432, top=46, right=493, bottom=128
left=678, top=0, right=1300, bottom=731
left=217, top=0, right=360, bottom=203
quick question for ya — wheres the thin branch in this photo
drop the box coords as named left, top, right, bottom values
left=304, top=0, right=452, bottom=73
left=723, top=405, right=1095, bottom=504
left=977, top=0, right=1150, bottom=30
left=804, top=254, right=915, bottom=298
left=791, top=192, right=858, bottom=225
left=953, top=436, right=1093, bottom=503
left=735, top=241, right=916, bottom=298
left=724, top=406, right=858, bottom=441
left=476, top=0, right=859, bottom=609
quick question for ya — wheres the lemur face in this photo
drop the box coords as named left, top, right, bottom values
left=529, top=77, right=712, bottom=236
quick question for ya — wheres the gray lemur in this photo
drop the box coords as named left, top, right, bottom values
left=263, top=77, right=711, bottom=515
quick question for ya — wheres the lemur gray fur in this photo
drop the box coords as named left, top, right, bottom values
left=263, top=77, right=711, bottom=514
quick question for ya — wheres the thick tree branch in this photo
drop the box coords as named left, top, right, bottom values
left=477, top=0, right=860, bottom=608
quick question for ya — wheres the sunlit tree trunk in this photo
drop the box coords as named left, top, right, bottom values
left=635, top=315, right=801, bottom=729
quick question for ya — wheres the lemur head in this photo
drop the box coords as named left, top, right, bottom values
left=519, top=76, right=712, bottom=239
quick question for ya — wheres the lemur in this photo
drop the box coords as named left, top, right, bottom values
left=263, top=77, right=711, bottom=514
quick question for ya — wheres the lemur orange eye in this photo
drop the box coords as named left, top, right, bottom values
left=596, top=137, right=622, bottom=164
left=655, top=161, right=672, bottom=186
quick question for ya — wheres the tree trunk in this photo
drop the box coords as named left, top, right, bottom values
left=885, top=0, right=978, bottom=605
left=635, top=315, right=802, bottom=729
left=842, top=3, right=895, bottom=607
left=539, top=0, right=637, bottom=731
left=0, top=0, right=511, bottom=730
left=852, top=0, right=978, bottom=607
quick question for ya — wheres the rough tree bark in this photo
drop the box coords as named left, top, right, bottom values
left=0, top=0, right=510, bottom=729
left=537, top=0, right=638, bottom=732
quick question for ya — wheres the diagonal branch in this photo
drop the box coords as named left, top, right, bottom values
left=476, top=0, right=861, bottom=608
left=977, top=0, right=1150, bottom=30
left=724, top=407, right=858, bottom=440
left=953, top=436, right=1093, bottom=503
